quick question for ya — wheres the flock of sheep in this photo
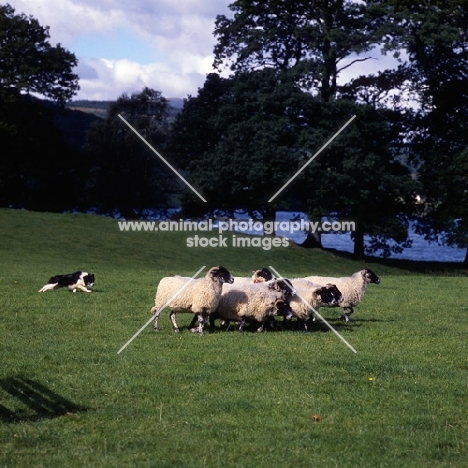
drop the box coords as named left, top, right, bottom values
left=150, top=266, right=380, bottom=334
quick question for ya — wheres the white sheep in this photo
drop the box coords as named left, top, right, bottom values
left=301, top=269, right=380, bottom=322
left=211, top=280, right=293, bottom=332
left=150, top=266, right=234, bottom=335
left=214, top=267, right=277, bottom=328
left=288, top=281, right=343, bottom=330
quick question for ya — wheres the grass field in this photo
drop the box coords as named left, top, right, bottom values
left=1, top=208, right=467, bottom=467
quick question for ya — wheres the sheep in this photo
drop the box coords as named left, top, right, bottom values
left=300, top=269, right=380, bottom=322
left=210, top=267, right=276, bottom=329
left=150, top=266, right=234, bottom=335
left=211, top=280, right=293, bottom=332
left=288, top=281, right=344, bottom=331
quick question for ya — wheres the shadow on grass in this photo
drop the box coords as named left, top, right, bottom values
left=0, top=375, right=88, bottom=423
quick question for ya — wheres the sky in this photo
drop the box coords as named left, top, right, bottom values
left=8, top=0, right=398, bottom=103
left=8, top=0, right=232, bottom=101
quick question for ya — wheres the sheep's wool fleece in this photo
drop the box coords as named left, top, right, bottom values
left=288, top=287, right=323, bottom=319
left=217, top=283, right=283, bottom=321
left=154, top=275, right=222, bottom=314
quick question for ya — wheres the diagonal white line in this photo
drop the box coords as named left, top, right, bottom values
left=117, top=266, right=207, bottom=354
left=268, top=265, right=357, bottom=353
left=268, top=115, right=356, bottom=202
left=118, top=114, right=207, bottom=203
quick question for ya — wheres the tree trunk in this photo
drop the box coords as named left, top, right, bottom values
left=352, top=226, right=365, bottom=258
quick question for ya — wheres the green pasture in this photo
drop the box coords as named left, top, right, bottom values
left=1, top=208, right=467, bottom=467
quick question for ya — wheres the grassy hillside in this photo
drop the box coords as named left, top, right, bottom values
left=1, top=208, right=467, bottom=467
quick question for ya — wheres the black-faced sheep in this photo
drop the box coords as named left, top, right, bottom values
left=288, top=281, right=343, bottom=331
left=301, top=268, right=380, bottom=322
left=212, top=280, right=293, bottom=332
left=150, top=266, right=234, bottom=335
left=232, top=267, right=275, bottom=286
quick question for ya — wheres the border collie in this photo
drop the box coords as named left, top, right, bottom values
left=38, top=271, right=95, bottom=293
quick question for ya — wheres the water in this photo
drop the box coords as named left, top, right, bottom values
left=257, top=211, right=466, bottom=263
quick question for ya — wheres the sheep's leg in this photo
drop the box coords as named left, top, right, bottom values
left=188, top=314, right=198, bottom=329
left=256, top=320, right=267, bottom=332
left=169, top=311, right=180, bottom=333
left=209, top=313, right=221, bottom=330
left=237, top=318, right=246, bottom=332
left=196, top=313, right=205, bottom=335
left=152, top=306, right=161, bottom=332
left=341, top=307, right=353, bottom=322
left=189, top=313, right=206, bottom=334
left=297, top=319, right=309, bottom=332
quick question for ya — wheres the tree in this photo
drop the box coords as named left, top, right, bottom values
left=213, top=0, right=389, bottom=101
left=203, top=0, right=420, bottom=256
left=374, top=0, right=468, bottom=261
left=170, top=70, right=311, bottom=219
left=171, top=71, right=419, bottom=257
left=0, top=4, right=79, bottom=103
left=0, top=95, right=83, bottom=211
left=293, top=100, right=419, bottom=257
left=84, top=88, right=177, bottom=218
left=0, top=4, right=82, bottom=211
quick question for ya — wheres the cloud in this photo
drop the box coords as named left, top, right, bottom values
left=77, top=58, right=207, bottom=100
left=8, top=0, right=231, bottom=100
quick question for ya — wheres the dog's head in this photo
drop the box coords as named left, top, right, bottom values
left=83, top=274, right=95, bottom=287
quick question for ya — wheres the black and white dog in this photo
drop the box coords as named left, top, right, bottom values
left=38, top=271, right=95, bottom=293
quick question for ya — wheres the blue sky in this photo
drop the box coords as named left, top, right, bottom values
left=70, top=29, right=162, bottom=65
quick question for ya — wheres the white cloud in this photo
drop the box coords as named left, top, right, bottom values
left=8, top=0, right=231, bottom=100
left=77, top=58, right=207, bottom=100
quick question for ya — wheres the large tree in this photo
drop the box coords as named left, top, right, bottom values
left=293, top=100, right=419, bottom=257
left=200, top=0, right=419, bottom=256
left=372, top=0, right=468, bottom=261
left=0, top=4, right=79, bottom=103
left=170, top=71, right=306, bottom=218
left=170, top=70, right=419, bottom=256
left=0, top=4, right=81, bottom=210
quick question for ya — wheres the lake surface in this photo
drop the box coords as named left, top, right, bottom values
left=261, top=212, right=466, bottom=263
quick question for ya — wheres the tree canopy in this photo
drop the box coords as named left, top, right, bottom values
left=170, top=70, right=419, bottom=256
left=0, top=4, right=79, bottom=103
left=213, top=0, right=389, bottom=101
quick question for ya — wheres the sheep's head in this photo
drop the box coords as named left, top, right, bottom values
left=324, top=283, right=344, bottom=305
left=268, top=278, right=295, bottom=298
left=208, top=266, right=234, bottom=284
left=274, top=299, right=293, bottom=321
left=362, top=268, right=380, bottom=284
left=315, top=285, right=338, bottom=306
left=251, top=267, right=274, bottom=283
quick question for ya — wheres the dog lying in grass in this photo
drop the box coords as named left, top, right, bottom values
left=38, top=271, right=95, bottom=293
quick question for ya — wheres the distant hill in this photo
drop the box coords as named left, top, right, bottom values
left=66, top=98, right=185, bottom=120
left=66, top=100, right=109, bottom=119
